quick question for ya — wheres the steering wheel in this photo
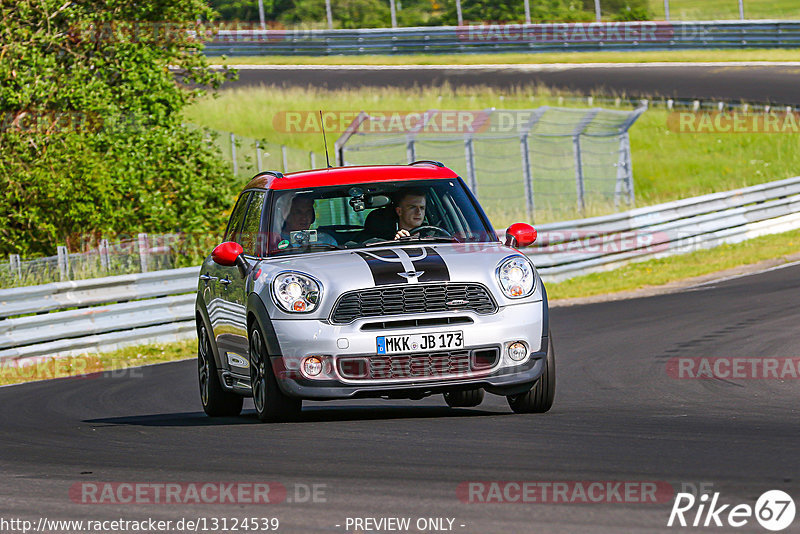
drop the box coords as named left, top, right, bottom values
left=409, top=225, right=453, bottom=238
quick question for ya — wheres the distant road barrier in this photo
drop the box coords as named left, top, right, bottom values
left=2, top=175, right=800, bottom=362
left=203, top=21, right=800, bottom=56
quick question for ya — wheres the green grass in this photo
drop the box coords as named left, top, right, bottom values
left=0, top=341, right=195, bottom=387
left=210, top=48, right=800, bottom=66
left=647, top=0, right=800, bottom=20
left=185, top=84, right=800, bottom=216
left=547, top=228, right=800, bottom=299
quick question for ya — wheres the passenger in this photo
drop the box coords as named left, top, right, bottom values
left=281, top=196, right=337, bottom=247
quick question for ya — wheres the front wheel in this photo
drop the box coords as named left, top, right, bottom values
left=507, top=333, right=555, bottom=414
left=198, top=323, right=243, bottom=417
left=249, top=324, right=302, bottom=423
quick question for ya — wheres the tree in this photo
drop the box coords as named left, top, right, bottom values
left=0, top=0, right=237, bottom=256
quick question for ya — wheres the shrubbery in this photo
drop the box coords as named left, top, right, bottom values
left=0, top=0, right=237, bottom=257
left=209, top=0, right=652, bottom=27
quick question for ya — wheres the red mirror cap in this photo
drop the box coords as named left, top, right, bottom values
left=212, top=242, right=244, bottom=266
left=506, top=223, right=537, bottom=248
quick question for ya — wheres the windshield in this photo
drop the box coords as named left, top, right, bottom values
left=267, top=178, right=497, bottom=256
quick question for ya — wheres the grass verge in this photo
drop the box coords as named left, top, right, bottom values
left=209, top=49, right=800, bottom=66
left=0, top=340, right=195, bottom=387
left=546, top=227, right=800, bottom=300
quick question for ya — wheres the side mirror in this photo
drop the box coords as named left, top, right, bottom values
left=212, top=241, right=250, bottom=277
left=505, top=223, right=537, bottom=248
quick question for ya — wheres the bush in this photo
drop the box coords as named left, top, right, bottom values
left=0, top=0, right=238, bottom=257
left=439, top=0, right=594, bottom=25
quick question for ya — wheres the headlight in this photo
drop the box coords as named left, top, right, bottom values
left=496, top=256, right=536, bottom=298
left=272, top=272, right=322, bottom=313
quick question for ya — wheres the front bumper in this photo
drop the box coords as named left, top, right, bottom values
left=270, top=300, right=546, bottom=400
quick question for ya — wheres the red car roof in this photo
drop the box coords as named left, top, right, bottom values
left=243, top=164, right=459, bottom=191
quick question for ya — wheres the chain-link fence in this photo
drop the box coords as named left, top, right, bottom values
left=195, top=126, right=324, bottom=180
left=0, top=235, right=179, bottom=289
left=335, top=106, right=645, bottom=226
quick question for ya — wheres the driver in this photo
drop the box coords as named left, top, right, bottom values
left=393, top=188, right=427, bottom=240
left=281, top=196, right=338, bottom=247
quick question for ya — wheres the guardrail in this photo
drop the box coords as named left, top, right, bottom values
left=529, top=175, right=800, bottom=281
left=0, top=268, right=199, bottom=362
left=203, top=21, right=800, bottom=56
left=2, top=175, right=800, bottom=363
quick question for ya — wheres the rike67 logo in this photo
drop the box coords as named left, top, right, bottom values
left=668, top=490, right=796, bottom=531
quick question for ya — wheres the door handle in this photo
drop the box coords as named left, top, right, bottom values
left=219, top=277, right=232, bottom=288
left=200, top=273, right=218, bottom=282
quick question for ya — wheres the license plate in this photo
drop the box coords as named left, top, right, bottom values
left=376, top=331, right=464, bottom=355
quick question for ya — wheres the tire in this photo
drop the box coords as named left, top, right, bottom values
left=198, top=323, right=243, bottom=417
left=444, top=388, right=485, bottom=408
left=507, top=332, right=556, bottom=414
left=249, top=324, right=302, bottom=423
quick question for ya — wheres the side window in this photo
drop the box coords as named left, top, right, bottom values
left=240, top=191, right=266, bottom=256
left=225, top=192, right=251, bottom=244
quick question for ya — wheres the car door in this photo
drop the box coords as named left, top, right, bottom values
left=208, top=192, right=251, bottom=361
left=215, top=190, right=266, bottom=369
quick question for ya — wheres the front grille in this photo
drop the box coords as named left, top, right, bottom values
left=338, top=347, right=500, bottom=381
left=330, top=283, right=497, bottom=324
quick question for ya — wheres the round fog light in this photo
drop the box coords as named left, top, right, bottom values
left=303, top=356, right=323, bottom=377
left=508, top=342, right=527, bottom=362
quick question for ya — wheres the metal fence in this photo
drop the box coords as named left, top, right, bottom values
left=335, top=106, right=645, bottom=223
left=196, top=127, right=323, bottom=179
left=203, top=21, right=800, bottom=56
left=0, top=234, right=179, bottom=289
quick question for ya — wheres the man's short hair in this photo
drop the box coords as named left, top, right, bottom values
left=394, top=188, right=427, bottom=205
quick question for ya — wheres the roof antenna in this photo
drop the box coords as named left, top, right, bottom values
left=320, top=110, right=332, bottom=168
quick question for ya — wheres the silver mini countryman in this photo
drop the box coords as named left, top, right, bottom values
left=195, top=161, right=554, bottom=422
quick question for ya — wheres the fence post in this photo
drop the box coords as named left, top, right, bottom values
left=310, top=151, right=316, bottom=169
left=739, top=0, right=744, bottom=20
left=98, top=239, right=110, bottom=271
left=664, top=0, right=670, bottom=20
left=593, top=0, right=601, bottom=22
left=406, top=138, right=416, bottom=164
left=256, top=141, right=263, bottom=172
left=138, top=233, right=149, bottom=273
left=519, top=133, right=535, bottom=222
left=464, top=137, right=478, bottom=197
left=230, top=133, right=238, bottom=177
left=9, top=254, right=21, bottom=281
left=57, top=246, right=70, bottom=281
left=572, top=135, right=586, bottom=216
left=281, top=145, right=288, bottom=173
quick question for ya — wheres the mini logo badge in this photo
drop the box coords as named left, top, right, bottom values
left=398, top=270, right=424, bottom=280
left=447, top=299, right=469, bottom=307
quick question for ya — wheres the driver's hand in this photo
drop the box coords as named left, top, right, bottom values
left=394, top=229, right=410, bottom=240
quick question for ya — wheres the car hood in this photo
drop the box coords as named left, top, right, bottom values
left=253, top=242, right=542, bottom=320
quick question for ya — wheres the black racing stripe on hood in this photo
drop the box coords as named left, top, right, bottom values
left=356, top=250, right=403, bottom=286
left=409, top=247, right=450, bottom=283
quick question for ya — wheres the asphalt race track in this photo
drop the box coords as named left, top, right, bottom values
left=2, top=263, right=799, bottom=533
left=224, top=63, right=800, bottom=105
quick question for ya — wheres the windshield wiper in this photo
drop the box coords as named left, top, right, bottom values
left=412, top=236, right=459, bottom=243
left=363, top=236, right=458, bottom=247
